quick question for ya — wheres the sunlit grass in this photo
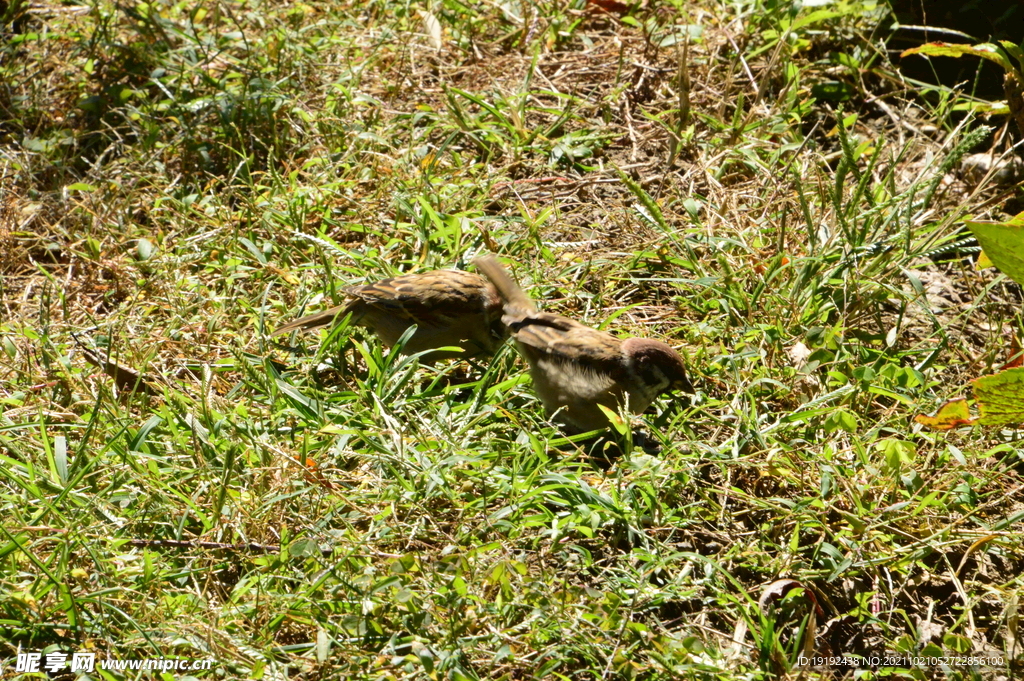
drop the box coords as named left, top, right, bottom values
left=0, top=0, right=1021, bottom=678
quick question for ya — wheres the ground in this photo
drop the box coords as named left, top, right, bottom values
left=0, top=0, right=1022, bottom=679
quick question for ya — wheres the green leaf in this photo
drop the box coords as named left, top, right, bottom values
left=596, top=404, right=627, bottom=434
left=999, top=40, right=1024, bottom=68
left=966, top=212, right=1024, bottom=286
left=972, top=367, right=1024, bottom=426
left=286, top=537, right=320, bottom=557
left=823, top=408, right=858, bottom=433
left=901, top=42, right=1015, bottom=75
left=877, top=438, right=916, bottom=470
left=811, top=81, right=855, bottom=102
left=238, top=237, right=267, bottom=264
left=135, top=237, right=156, bottom=261
left=790, top=9, right=843, bottom=32
left=54, top=436, right=68, bottom=484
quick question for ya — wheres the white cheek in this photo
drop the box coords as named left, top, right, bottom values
left=623, top=353, right=636, bottom=372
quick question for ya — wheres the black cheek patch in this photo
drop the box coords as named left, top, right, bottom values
left=639, top=365, right=662, bottom=387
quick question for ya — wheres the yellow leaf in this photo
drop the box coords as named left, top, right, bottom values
left=976, top=249, right=994, bottom=270
left=915, top=398, right=976, bottom=430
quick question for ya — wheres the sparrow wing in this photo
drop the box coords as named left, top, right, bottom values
left=272, top=270, right=490, bottom=337
left=507, top=311, right=627, bottom=380
left=347, top=270, right=492, bottom=326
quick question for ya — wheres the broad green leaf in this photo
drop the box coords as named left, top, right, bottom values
left=287, top=538, right=321, bottom=557
left=901, top=42, right=1015, bottom=74
left=972, top=367, right=1024, bottom=426
left=877, top=438, right=916, bottom=470
left=966, top=212, right=1024, bottom=286
left=999, top=40, right=1024, bottom=67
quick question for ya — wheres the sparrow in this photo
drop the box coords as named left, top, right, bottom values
left=474, top=255, right=692, bottom=433
left=272, top=269, right=507, bottom=361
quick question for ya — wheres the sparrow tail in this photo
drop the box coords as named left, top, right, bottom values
left=271, top=302, right=355, bottom=336
left=473, top=255, right=536, bottom=314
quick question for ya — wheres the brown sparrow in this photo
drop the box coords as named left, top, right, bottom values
left=474, top=255, right=692, bottom=433
left=272, top=269, right=506, bottom=361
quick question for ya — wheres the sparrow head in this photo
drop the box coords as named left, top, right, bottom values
left=622, top=338, right=692, bottom=395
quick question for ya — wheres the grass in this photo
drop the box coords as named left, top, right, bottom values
left=1, top=0, right=1022, bottom=679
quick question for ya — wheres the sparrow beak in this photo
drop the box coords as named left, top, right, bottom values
left=672, top=377, right=694, bottom=394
